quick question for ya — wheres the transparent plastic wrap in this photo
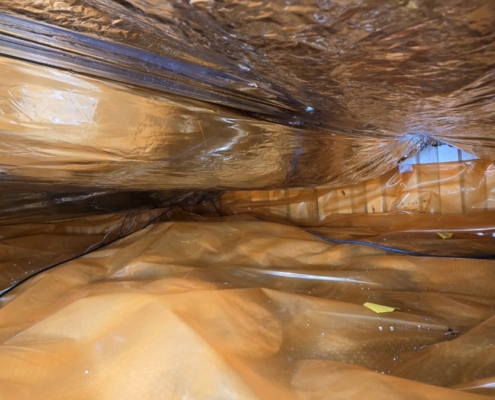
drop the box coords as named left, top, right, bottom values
left=0, top=0, right=494, bottom=192
left=212, top=160, right=495, bottom=224
left=0, top=1, right=495, bottom=399
left=0, top=188, right=209, bottom=226
left=1, top=217, right=495, bottom=399
left=0, top=209, right=166, bottom=295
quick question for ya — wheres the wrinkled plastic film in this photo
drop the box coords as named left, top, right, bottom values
left=0, top=189, right=210, bottom=226
left=0, top=57, right=416, bottom=190
left=1, top=1, right=494, bottom=151
left=165, top=207, right=495, bottom=258
left=0, top=1, right=494, bottom=399
left=190, top=0, right=495, bottom=158
left=0, top=1, right=494, bottom=193
left=1, top=218, right=495, bottom=399
left=214, top=160, right=495, bottom=224
left=0, top=209, right=166, bottom=294
left=0, top=12, right=301, bottom=118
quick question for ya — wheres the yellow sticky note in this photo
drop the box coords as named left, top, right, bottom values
left=437, top=232, right=453, bottom=239
left=364, top=302, right=397, bottom=314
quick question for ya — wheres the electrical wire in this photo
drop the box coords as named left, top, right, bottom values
left=2, top=227, right=495, bottom=300
left=311, top=234, right=495, bottom=260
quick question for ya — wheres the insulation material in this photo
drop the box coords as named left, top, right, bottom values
left=0, top=56, right=412, bottom=191
left=215, top=160, right=495, bottom=224
left=1, top=218, right=495, bottom=399
left=0, top=0, right=494, bottom=192
left=191, top=0, right=495, bottom=159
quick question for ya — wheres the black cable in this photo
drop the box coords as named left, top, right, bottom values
left=311, top=234, right=495, bottom=260
left=0, top=252, right=86, bottom=298
left=3, top=225, right=495, bottom=299
left=211, top=198, right=223, bottom=216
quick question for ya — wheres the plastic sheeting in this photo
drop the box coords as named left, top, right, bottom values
left=0, top=189, right=207, bottom=226
left=211, top=160, right=495, bottom=224
left=1, top=217, right=495, bottom=399
left=0, top=1, right=494, bottom=192
left=0, top=56, right=414, bottom=191
left=0, top=2, right=494, bottom=398
left=165, top=207, right=495, bottom=258
left=195, top=0, right=495, bottom=160
left=0, top=209, right=167, bottom=294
